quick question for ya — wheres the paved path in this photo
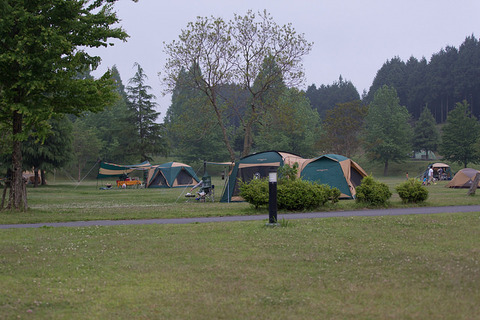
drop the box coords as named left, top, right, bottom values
left=1, top=205, right=480, bottom=229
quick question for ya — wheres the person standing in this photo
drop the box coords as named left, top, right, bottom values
left=428, top=166, right=434, bottom=185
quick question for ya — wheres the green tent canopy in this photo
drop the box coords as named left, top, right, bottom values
left=146, top=162, right=200, bottom=188
left=300, top=154, right=367, bottom=199
left=220, top=151, right=307, bottom=202
left=97, top=161, right=151, bottom=179
left=220, top=152, right=367, bottom=202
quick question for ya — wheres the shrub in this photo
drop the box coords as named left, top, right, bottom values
left=239, top=178, right=269, bottom=209
left=355, top=175, right=392, bottom=206
left=240, top=176, right=339, bottom=211
left=395, top=178, right=429, bottom=203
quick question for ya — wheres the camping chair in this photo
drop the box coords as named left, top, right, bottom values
left=198, top=175, right=214, bottom=202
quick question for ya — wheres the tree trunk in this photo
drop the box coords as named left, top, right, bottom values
left=467, top=173, right=480, bottom=196
left=41, top=170, right=47, bottom=185
left=383, top=159, right=389, bottom=176
left=10, top=110, right=27, bottom=211
left=209, top=92, right=236, bottom=162
left=34, top=167, right=39, bottom=188
left=241, top=105, right=258, bottom=158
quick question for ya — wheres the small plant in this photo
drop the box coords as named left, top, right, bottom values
left=355, top=175, right=392, bottom=206
left=278, top=163, right=299, bottom=182
left=395, top=178, right=429, bottom=203
left=330, top=187, right=341, bottom=204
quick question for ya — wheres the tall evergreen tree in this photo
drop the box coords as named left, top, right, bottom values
left=439, top=100, right=480, bottom=168
left=425, top=46, right=458, bottom=122
left=81, top=67, right=132, bottom=163
left=412, top=106, right=439, bottom=160
left=305, top=76, right=360, bottom=118
left=363, top=85, right=413, bottom=176
left=126, top=63, right=166, bottom=162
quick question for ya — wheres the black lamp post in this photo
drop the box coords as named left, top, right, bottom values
left=268, top=167, right=278, bottom=224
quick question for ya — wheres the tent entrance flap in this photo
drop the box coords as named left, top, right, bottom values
left=150, top=170, right=168, bottom=187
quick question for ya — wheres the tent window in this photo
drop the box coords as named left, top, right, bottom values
left=350, top=168, right=363, bottom=187
left=151, top=171, right=168, bottom=186
left=176, top=169, right=194, bottom=185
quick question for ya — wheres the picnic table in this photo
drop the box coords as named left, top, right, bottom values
left=116, top=179, right=142, bottom=188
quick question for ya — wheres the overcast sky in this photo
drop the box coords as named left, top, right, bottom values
left=89, top=0, right=480, bottom=120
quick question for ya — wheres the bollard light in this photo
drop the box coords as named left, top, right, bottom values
left=268, top=167, right=278, bottom=225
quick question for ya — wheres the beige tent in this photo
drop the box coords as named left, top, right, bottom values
left=446, top=168, right=480, bottom=188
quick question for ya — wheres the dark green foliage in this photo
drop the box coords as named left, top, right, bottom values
left=277, top=163, right=299, bottom=182
left=412, top=106, right=440, bottom=158
left=239, top=178, right=269, bottom=209
left=239, top=171, right=340, bottom=211
left=395, top=178, right=429, bottom=203
left=439, top=100, right=480, bottom=168
left=126, top=63, right=167, bottom=162
left=277, top=180, right=333, bottom=211
left=366, top=35, right=480, bottom=122
left=320, top=100, right=367, bottom=157
left=355, top=176, right=392, bottom=206
left=306, top=76, right=360, bottom=118
left=363, top=85, right=413, bottom=176
left=0, top=0, right=128, bottom=209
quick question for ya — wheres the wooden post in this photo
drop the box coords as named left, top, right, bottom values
left=467, top=172, right=480, bottom=196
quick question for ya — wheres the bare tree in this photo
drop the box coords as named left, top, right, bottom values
left=162, top=10, right=312, bottom=161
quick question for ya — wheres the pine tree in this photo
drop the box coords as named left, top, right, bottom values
left=439, top=100, right=480, bottom=168
left=363, top=85, right=413, bottom=176
left=126, top=63, right=166, bottom=162
left=412, top=106, right=440, bottom=160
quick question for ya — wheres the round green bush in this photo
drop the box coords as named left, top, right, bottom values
left=395, top=178, right=429, bottom=203
left=240, top=177, right=339, bottom=211
left=239, top=178, right=269, bottom=209
left=355, top=175, right=392, bottom=206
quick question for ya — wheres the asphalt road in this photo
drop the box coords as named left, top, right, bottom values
left=1, top=205, right=480, bottom=229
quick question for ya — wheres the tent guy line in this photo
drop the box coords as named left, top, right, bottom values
left=1, top=205, right=479, bottom=229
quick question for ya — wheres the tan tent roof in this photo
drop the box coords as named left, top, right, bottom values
left=446, top=168, right=480, bottom=188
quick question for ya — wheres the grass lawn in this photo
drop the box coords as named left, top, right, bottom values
left=1, top=176, right=480, bottom=225
left=1, top=176, right=480, bottom=319
left=1, top=213, right=479, bottom=319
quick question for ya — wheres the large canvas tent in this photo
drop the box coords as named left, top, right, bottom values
left=97, top=161, right=151, bottom=179
left=146, top=162, right=200, bottom=188
left=220, top=151, right=307, bottom=202
left=446, top=168, right=480, bottom=188
left=300, top=154, right=367, bottom=199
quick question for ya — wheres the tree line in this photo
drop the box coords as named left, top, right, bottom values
left=364, top=35, right=480, bottom=123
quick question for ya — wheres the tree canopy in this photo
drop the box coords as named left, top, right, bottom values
left=363, top=85, right=413, bottom=176
left=0, top=0, right=128, bottom=210
left=412, top=106, right=439, bottom=159
left=439, top=100, right=480, bottom=168
left=163, top=10, right=312, bottom=161
left=366, top=35, right=480, bottom=123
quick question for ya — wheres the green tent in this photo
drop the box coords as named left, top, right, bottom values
left=220, top=151, right=306, bottom=202
left=97, top=161, right=151, bottom=179
left=146, top=162, right=200, bottom=188
left=300, top=154, right=367, bottom=199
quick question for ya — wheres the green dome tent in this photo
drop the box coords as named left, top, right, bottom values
left=300, top=154, right=367, bottom=199
left=220, top=151, right=307, bottom=202
left=146, top=162, right=200, bottom=188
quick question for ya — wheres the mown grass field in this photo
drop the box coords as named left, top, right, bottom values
left=1, top=174, right=480, bottom=319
